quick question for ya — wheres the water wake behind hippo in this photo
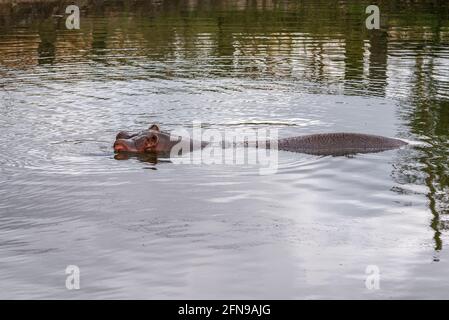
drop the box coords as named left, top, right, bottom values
left=113, top=124, right=407, bottom=157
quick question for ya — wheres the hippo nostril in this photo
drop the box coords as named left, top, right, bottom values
left=114, top=141, right=126, bottom=152
left=114, top=138, right=138, bottom=153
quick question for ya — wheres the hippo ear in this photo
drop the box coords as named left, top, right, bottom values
left=149, top=124, right=160, bottom=132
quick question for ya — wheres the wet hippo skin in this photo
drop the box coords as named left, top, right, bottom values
left=113, top=124, right=407, bottom=156
left=277, top=132, right=407, bottom=155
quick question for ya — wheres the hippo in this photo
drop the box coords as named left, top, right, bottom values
left=113, top=124, right=407, bottom=156
left=113, top=124, right=208, bottom=156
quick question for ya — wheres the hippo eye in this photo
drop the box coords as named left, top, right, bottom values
left=134, top=136, right=149, bottom=149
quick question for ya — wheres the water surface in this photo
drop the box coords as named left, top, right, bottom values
left=1, top=0, right=449, bottom=299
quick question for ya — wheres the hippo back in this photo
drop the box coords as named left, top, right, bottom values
left=277, top=133, right=407, bottom=156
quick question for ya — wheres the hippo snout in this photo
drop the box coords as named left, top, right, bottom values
left=113, top=139, right=137, bottom=153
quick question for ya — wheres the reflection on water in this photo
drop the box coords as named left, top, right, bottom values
left=1, top=0, right=449, bottom=298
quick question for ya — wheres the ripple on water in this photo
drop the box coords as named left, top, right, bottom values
left=0, top=75, right=402, bottom=179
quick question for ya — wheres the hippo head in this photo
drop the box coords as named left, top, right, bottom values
left=113, top=124, right=178, bottom=154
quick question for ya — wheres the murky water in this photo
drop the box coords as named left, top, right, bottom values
left=1, top=0, right=449, bottom=299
